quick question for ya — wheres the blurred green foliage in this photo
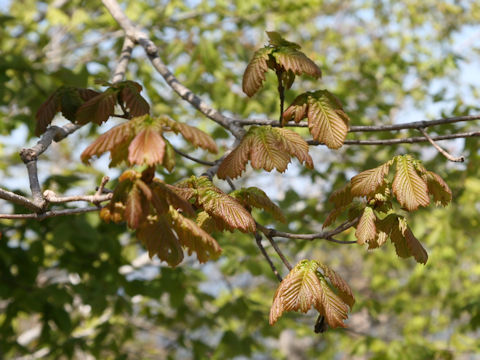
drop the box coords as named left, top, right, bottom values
left=1, top=0, right=480, bottom=359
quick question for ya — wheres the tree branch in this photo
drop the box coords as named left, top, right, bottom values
left=258, top=218, right=359, bottom=241
left=418, top=127, right=465, bottom=162
left=309, top=130, right=480, bottom=146
left=238, top=114, right=480, bottom=132
left=112, top=37, right=135, bottom=83
left=171, top=146, right=216, bottom=166
left=255, top=233, right=283, bottom=282
left=101, top=0, right=246, bottom=139
left=0, top=206, right=103, bottom=220
left=0, top=188, right=39, bottom=212
left=265, top=234, right=292, bottom=271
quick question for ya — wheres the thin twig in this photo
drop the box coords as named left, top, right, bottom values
left=43, top=190, right=112, bottom=204
left=266, top=234, right=292, bottom=271
left=275, top=69, right=285, bottom=127
left=309, top=131, right=480, bottom=146
left=238, top=114, right=480, bottom=132
left=258, top=218, right=359, bottom=241
left=172, top=146, right=216, bottom=166
left=255, top=233, right=283, bottom=282
left=0, top=207, right=103, bottom=220
left=418, top=127, right=465, bottom=162
left=112, top=37, right=135, bottom=83
left=0, top=188, right=40, bottom=212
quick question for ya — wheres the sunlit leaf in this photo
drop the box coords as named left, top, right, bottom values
left=163, top=117, right=218, bottom=153
left=217, top=126, right=313, bottom=179
left=127, top=128, right=166, bottom=166
left=351, top=161, right=392, bottom=197
left=273, top=47, right=321, bottom=79
left=355, top=206, right=377, bottom=245
left=169, top=207, right=222, bottom=263
left=269, top=260, right=352, bottom=329
left=230, top=187, right=286, bottom=222
left=81, top=121, right=134, bottom=164
left=392, top=155, right=430, bottom=211
left=242, top=47, right=274, bottom=97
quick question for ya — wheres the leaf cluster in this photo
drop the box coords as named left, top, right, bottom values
left=242, top=31, right=322, bottom=97
left=270, top=259, right=355, bottom=329
left=217, top=126, right=313, bottom=179
left=324, top=155, right=452, bottom=264
left=35, top=81, right=150, bottom=135
left=81, top=115, right=217, bottom=169
left=100, top=169, right=221, bottom=266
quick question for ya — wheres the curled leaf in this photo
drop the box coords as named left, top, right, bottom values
left=242, top=47, right=273, bottom=97
left=230, top=187, right=286, bottom=222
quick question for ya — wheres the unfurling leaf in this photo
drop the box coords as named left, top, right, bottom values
left=128, top=129, right=166, bottom=166
left=137, top=219, right=184, bottom=267
left=424, top=171, right=452, bottom=206
left=35, top=86, right=99, bottom=135
left=355, top=206, right=377, bottom=245
left=163, top=116, right=218, bottom=153
left=82, top=115, right=214, bottom=168
left=242, top=47, right=273, bottom=97
left=75, top=88, right=118, bottom=125
left=81, top=121, right=134, bottom=165
left=230, top=187, right=286, bottom=222
left=242, top=32, right=321, bottom=97
left=283, top=90, right=350, bottom=149
left=119, top=81, right=150, bottom=117
left=392, top=155, right=430, bottom=211
left=351, top=162, right=392, bottom=197
left=273, top=47, right=322, bottom=79
left=169, top=207, right=222, bottom=263
left=174, top=176, right=256, bottom=233
left=269, top=260, right=353, bottom=329
left=217, top=126, right=313, bottom=179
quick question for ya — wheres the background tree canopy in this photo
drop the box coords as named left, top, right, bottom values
left=1, top=0, right=480, bottom=359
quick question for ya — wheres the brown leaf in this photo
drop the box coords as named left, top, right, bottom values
left=424, top=171, right=452, bottom=206
left=75, top=89, right=117, bottom=125
left=269, top=259, right=352, bottom=329
left=81, top=121, right=134, bottom=164
left=306, top=91, right=350, bottom=149
left=273, top=47, right=321, bottom=78
left=217, top=126, right=313, bottom=179
left=125, top=184, right=148, bottom=229
left=137, top=219, right=184, bottom=267
left=166, top=118, right=218, bottom=153
left=355, top=206, right=377, bottom=245
left=351, top=162, right=392, bottom=197
left=242, top=47, right=273, bottom=97
left=35, top=92, right=60, bottom=136
left=230, top=187, right=286, bottom=222
left=317, top=263, right=355, bottom=308
left=399, top=217, right=428, bottom=264
left=120, top=81, right=150, bottom=117
left=127, top=128, right=166, bottom=166
left=169, top=207, right=222, bottom=263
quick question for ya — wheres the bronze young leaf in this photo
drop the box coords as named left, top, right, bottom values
left=217, top=126, right=313, bottom=179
